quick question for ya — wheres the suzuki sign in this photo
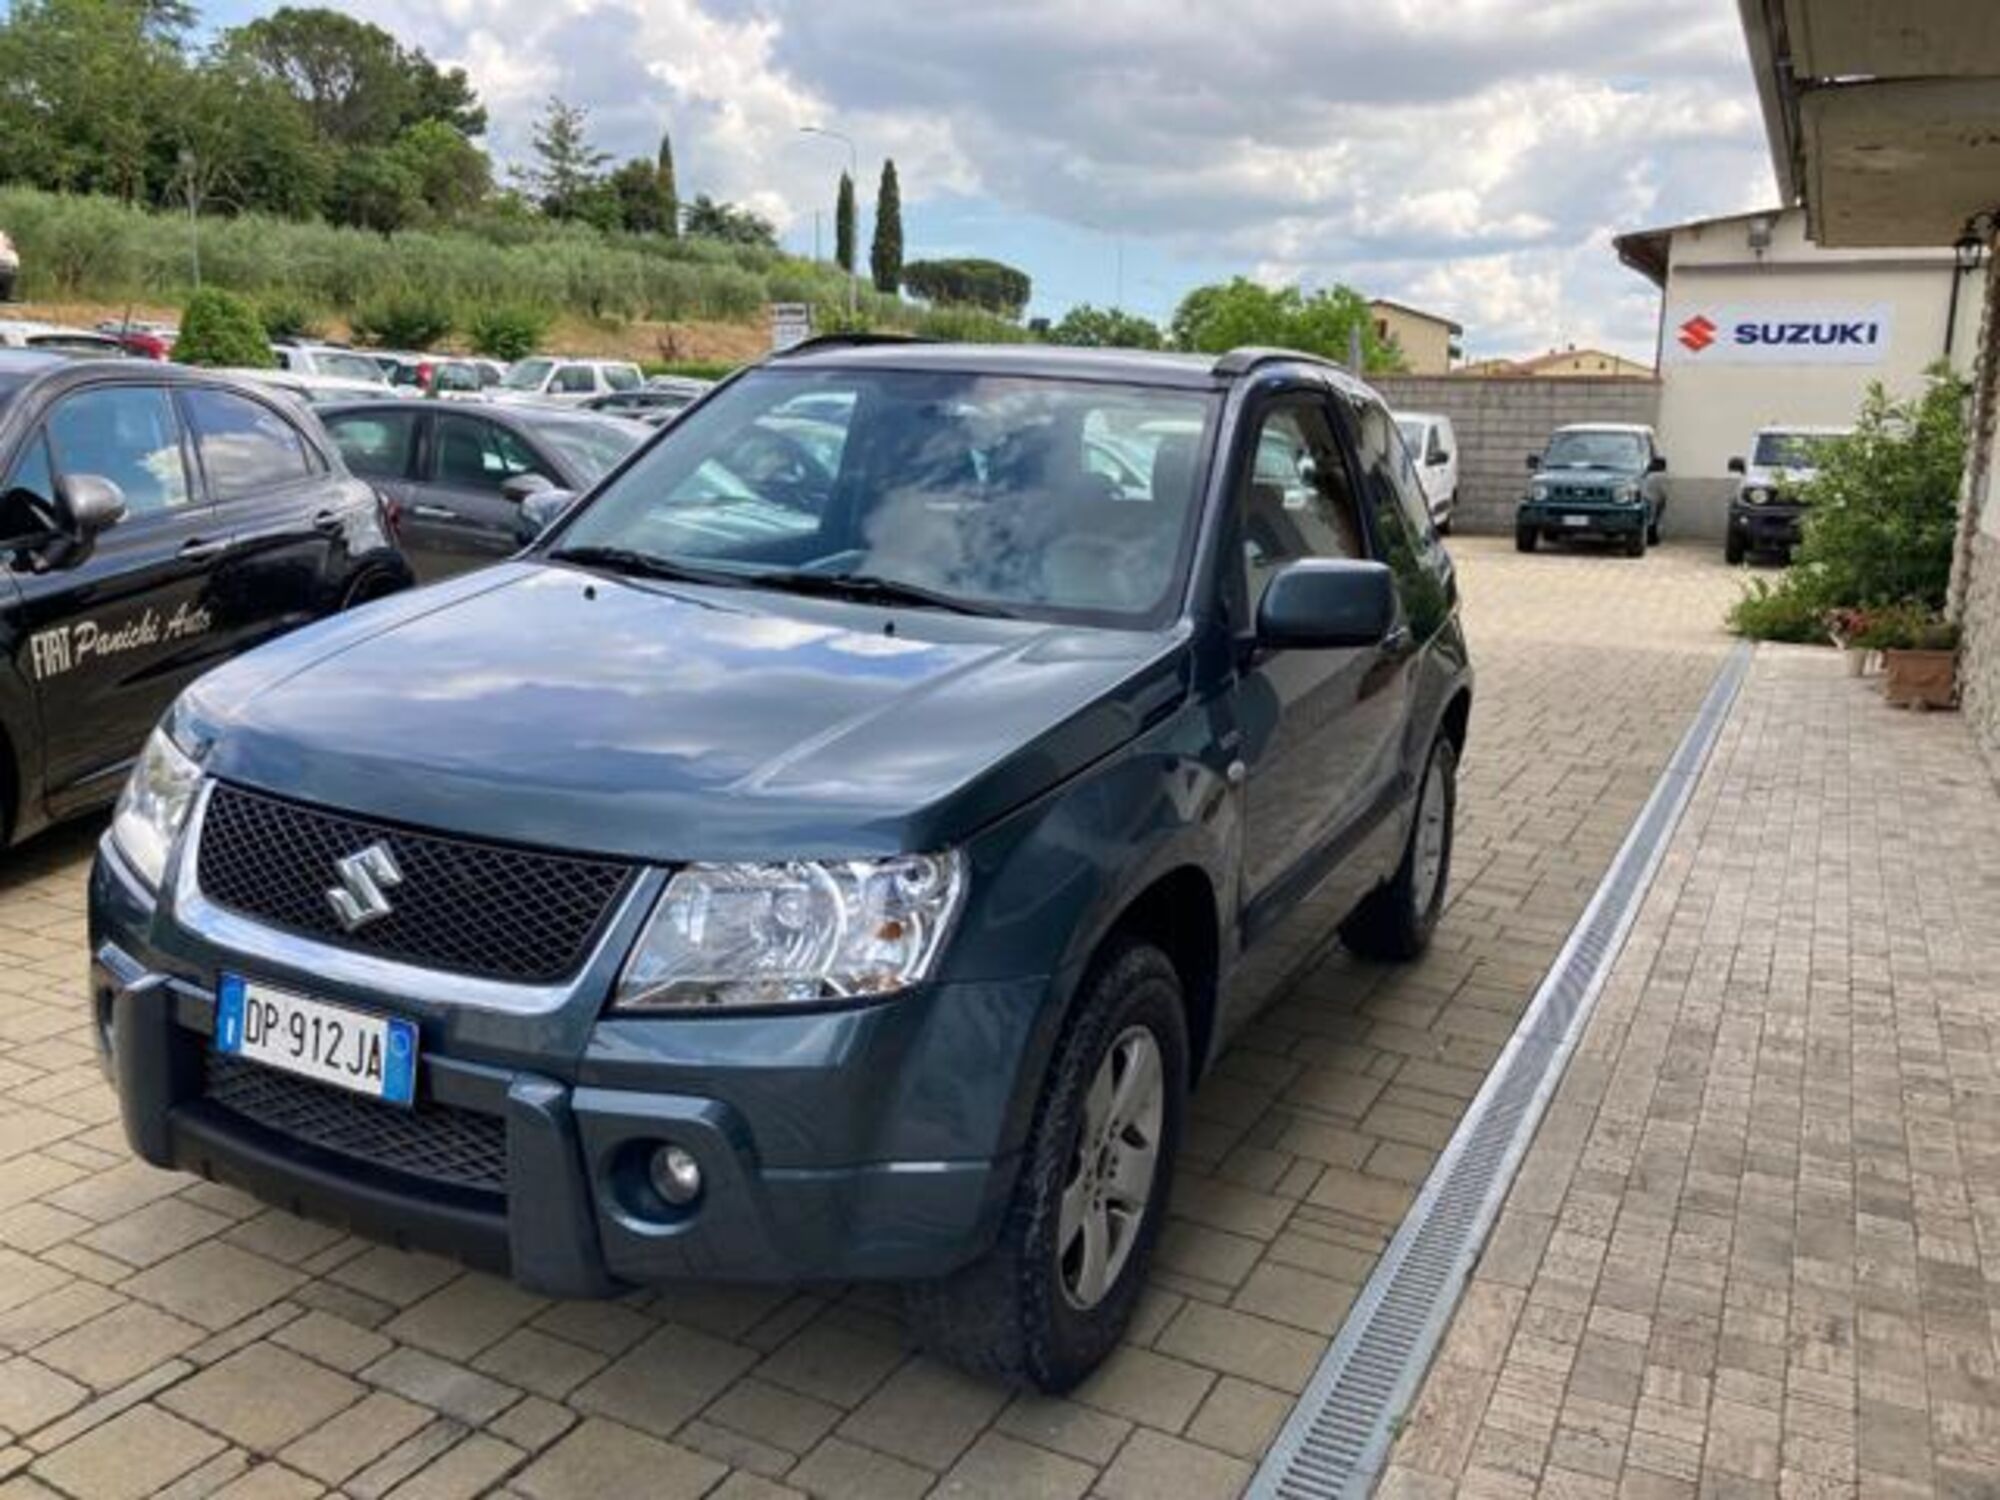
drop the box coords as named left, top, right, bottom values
left=1665, top=303, right=1892, bottom=365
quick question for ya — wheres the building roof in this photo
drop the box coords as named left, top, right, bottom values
left=1366, top=298, right=1464, bottom=336
left=1612, top=205, right=1795, bottom=288
left=1513, top=347, right=1651, bottom=373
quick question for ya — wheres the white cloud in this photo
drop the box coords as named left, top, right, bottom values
left=342, top=0, right=1774, bottom=358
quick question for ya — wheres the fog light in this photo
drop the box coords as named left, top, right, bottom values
left=648, top=1144, right=702, bottom=1206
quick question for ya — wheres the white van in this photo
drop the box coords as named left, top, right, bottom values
left=1394, top=411, right=1459, bottom=533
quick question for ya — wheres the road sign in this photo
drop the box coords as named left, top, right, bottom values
left=771, top=303, right=812, bottom=352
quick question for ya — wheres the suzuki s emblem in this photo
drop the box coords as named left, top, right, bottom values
left=327, top=843, right=402, bottom=931
left=1677, top=314, right=1717, bottom=353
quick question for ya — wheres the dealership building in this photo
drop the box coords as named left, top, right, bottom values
left=1614, top=205, right=1987, bottom=537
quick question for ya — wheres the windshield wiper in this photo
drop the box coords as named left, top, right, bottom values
left=546, top=545, right=749, bottom=589
left=750, top=570, right=1009, bottom=617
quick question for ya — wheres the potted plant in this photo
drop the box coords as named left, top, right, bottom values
left=1853, top=603, right=1960, bottom=709
left=1823, top=606, right=1874, bottom=676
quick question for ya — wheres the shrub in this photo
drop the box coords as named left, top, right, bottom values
left=1851, top=603, right=1959, bottom=652
left=642, top=359, right=740, bottom=381
left=901, top=257, right=1031, bottom=318
left=1725, top=365, right=1969, bottom=641
left=465, top=303, right=551, bottom=361
left=257, top=294, right=323, bottom=342
left=350, top=290, right=454, bottom=350
left=175, top=288, right=272, bottom=367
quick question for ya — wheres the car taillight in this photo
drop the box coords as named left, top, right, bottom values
left=416, top=362, right=434, bottom=389
left=380, top=494, right=402, bottom=536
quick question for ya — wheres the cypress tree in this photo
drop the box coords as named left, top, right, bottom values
left=835, top=170, right=855, bottom=272
left=870, top=159, right=902, bottom=294
left=657, top=129, right=679, bottom=239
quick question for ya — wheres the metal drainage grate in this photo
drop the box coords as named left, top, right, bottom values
left=1250, top=642, right=1751, bottom=1500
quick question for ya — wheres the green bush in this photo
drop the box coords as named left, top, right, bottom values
left=641, top=359, right=741, bottom=381
left=465, top=303, right=551, bottom=361
left=350, top=290, right=454, bottom=350
left=1726, top=365, right=1969, bottom=641
left=175, top=288, right=273, bottom=367
left=257, top=294, right=324, bottom=342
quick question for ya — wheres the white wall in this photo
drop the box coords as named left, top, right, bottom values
left=1651, top=208, right=1987, bottom=538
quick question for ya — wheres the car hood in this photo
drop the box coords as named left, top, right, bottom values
left=1532, top=465, right=1641, bottom=489
left=181, top=563, right=1190, bottom=861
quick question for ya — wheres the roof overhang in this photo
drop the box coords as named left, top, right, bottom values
left=1739, top=0, right=2000, bottom=246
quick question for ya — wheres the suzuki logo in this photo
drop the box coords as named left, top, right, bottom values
left=1677, top=315, right=1717, bottom=353
left=327, top=843, right=402, bottom=932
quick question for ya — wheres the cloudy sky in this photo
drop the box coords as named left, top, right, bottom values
left=210, top=0, right=1779, bottom=360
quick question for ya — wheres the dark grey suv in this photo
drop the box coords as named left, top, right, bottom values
left=90, top=339, right=1471, bottom=1390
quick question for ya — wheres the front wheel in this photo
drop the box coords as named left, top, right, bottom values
left=1624, top=530, right=1646, bottom=558
left=1646, top=516, right=1662, bottom=547
left=905, top=941, right=1188, bottom=1392
left=1724, top=531, right=1746, bottom=565
left=1341, top=738, right=1457, bottom=961
left=1515, top=526, right=1537, bottom=553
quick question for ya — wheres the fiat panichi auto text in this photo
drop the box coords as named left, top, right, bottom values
left=92, top=340, right=1472, bottom=1390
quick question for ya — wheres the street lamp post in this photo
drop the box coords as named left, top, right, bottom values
left=799, top=124, right=859, bottom=319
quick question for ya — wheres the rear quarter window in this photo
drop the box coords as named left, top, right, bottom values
left=183, top=388, right=317, bottom=498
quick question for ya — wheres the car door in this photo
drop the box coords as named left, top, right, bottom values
left=399, top=411, right=549, bottom=580
left=323, top=404, right=427, bottom=556
left=1226, top=387, right=1408, bottom=941
left=4, top=382, right=228, bottom=813
left=178, top=384, right=349, bottom=657
left=550, top=365, right=598, bottom=406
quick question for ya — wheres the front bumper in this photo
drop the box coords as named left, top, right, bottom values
left=1517, top=503, right=1645, bottom=539
left=90, top=837, right=1039, bottom=1297
left=1728, top=503, right=1805, bottom=550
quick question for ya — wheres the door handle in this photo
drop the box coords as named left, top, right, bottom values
left=179, top=536, right=227, bottom=561
left=410, top=504, right=456, bottom=520
left=312, top=510, right=345, bottom=535
left=1381, top=625, right=1414, bottom=655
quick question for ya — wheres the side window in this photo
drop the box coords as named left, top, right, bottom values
left=1427, top=425, right=1448, bottom=465
left=434, top=415, right=540, bottom=491
left=327, top=410, right=420, bottom=480
left=604, top=366, right=642, bottom=392
left=1238, top=397, right=1365, bottom=619
left=46, top=386, right=192, bottom=518
left=0, top=433, right=56, bottom=544
left=1351, top=398, right=1450, bottom=638
left=554, top=366, right=597, bottom=395
left=182, top=388, right=314, bottom=499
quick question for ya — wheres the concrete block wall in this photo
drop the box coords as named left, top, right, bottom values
left=1370, top=375, right=1662, bottom=535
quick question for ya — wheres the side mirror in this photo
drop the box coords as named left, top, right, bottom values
left=28, top=474, right=126, bottom=571
left=1525, top=452, right=1541, bottom=471
left=516, top=487, right=576, bottom=543
left=1726, top=456, right=1745, bottom=474
left=1432, top=449, right=1451, bottom=466
left=1256, top=559, right=1397, bottom=650
left=1649, top=454, right=1668, bottom=473
left=499, top=472, right=555, bottom=504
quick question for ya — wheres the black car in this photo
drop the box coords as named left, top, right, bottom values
left=0, top=352, right=410, bottom=848
left=91, top=339, right=1470, bottom=1391
left=318, top=401, right=648, bottom=580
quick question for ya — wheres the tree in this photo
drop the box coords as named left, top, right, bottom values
left=608, top=157, right=670, bottom=234
left=525, top=96, right=609, bottom=221
left=1170, top=277, right=1398, bottom=370
left=176, top=287, right=272, bottom=366
left=902, top=257, right=1031, bottom=318
left=657, top=130, right=679, bottom=239
left=330, top=144, right=421, bottom=232
left=392, top=118, right=489, bottom=221
left=681, top=194, right=778, bottom=249
left=1047, top=303, right=1163, bottom=349
left=225, top=8, right=483, bottom=147
left=834, top=171, right=856, bottom=274
left=870, top=158, right=901, bottom=294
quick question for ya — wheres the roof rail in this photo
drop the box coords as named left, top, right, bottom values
left=1211, top=345, right=1352, bottom=378
left=767, top=333, right=933, bottom=359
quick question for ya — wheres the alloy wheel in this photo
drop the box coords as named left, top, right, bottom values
left=1413, top=756, right=1449, bottom=911
left=1056, top=1026, right=1164, bottom=1310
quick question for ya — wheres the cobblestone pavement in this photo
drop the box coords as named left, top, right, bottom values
left=0, top=539, right=1743, bottom=1500
left=1381, top=645, right=2000, bottom=1500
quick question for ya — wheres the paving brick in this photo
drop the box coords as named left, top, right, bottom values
left=570, top=1322, right=757, bottom=1437
left=34, top=1301, right=203, bottom=1390
left=0, top=1359, right=85, bottom=1437
left=120, top=1241, right=305, bottom=1330
left=1070, top=1345, right=1215, bottom=1431
left=514, top=1419, right=723, bottom=1500
left=788, top=1436, right=932, bottom=1500
left=1097, top=1428, right=1253, bottom=1500
left=936, top=1431, right=1095, bottom=1499
left=160, top=1342, right=363, bottom=1452
left=32, top=1403, right=224, bottom=1500
left=279, top=1391, right=433, bottom=1484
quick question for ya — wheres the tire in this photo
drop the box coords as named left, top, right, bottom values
left=1514, top=526, right=1537, bottom=553
left=1646, top=517, right=1662, bottom=547
left=1341, top=738, right=1456, bottom=962
left=341, top=570, right=401, bottom=610
left=905, top=940, right=1188, bottom=1392
left=1724, top=531, right=1746, bottom=566
left=1624, top=531, right=1645, bottom=558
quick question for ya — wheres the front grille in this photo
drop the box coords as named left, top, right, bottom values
left=196, top=783, right=635, bottom=984
left=1551, top=486, right=1614, bottom=504
left=203, top=1051, right=508, bottom=1193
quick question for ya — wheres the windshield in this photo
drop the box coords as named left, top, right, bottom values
left=551, top=368, right=1218, bottom=627
left=317, top=351, right=387, bottom=383
left=1753, top=431, right=1840, bottom=469
left=1396, top=419, right=1427, bottom=455
left=504, top=358, right=554, bottom=391
left=604, top=365, right=642, bottom=392
left=532, top=418, right=647, bottom=483
left=1542, top=430, right=1647, bottom=471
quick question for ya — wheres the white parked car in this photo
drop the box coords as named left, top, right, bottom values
left=1723, top=424, right=1851, bottom=564
left=494, top=357, right=645, bottom=406
left=222, top=367, right=392, bottom=406
left=1394, top=411, right=1459, bottom=533
left=271, top=344, right=396, bottom=387
left=0, top=320, right=127, bottom=355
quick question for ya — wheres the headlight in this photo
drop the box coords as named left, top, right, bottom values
left=1742, top=485, right=1775, bottom=506
left=1616, top=482, right=1641, bottom=505
left=111, top=728, right=203, bottom=889
left=613, top=852, right=967, bottom=1011
left=1530, top=483, right=1550, bottom=502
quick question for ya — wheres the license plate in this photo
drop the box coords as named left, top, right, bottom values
left=1561, top=514, right=1592, bottom=527
left=215, top=975, right=418, bottom=1106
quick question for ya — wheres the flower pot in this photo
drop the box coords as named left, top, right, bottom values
left=1843, top=646, right=1867, bottom=677
left=1881, top=648, right=1956, bottom=710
